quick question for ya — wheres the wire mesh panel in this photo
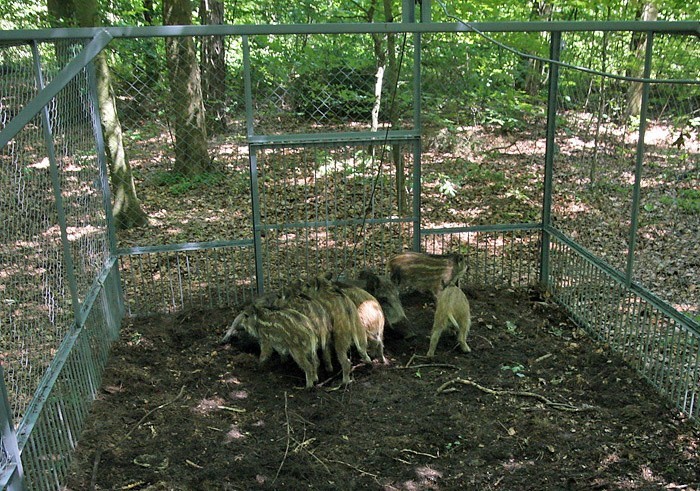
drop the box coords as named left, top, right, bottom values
left=118, top=245, right=257, bottom=315
left=420, top=32, right=546, bottom=232
left=19, top=272, right=119, bottom=491
left=0, top=111, right=74, bottom=424
left=249, top=33, right=415, bottom=135
left=552, top=33, right=637, bottom=274
left=549, top=235, right=699, bottom=419
left=632, top=34, right=699, bottom=320
left=253, top=140, right=416, bottom=290
left=421, top=227, right=541, bottom=288
left=107, top=37, right=250, bottom=249
left=551, top=31, right=699, bottom=323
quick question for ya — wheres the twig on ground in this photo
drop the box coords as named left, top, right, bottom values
left=405, top=353, right=418, bottom=368
left=401, top=448, right=439, bottom=459
left=89, top=449, right=101, bottom=491
left=117, top=385, right=186, bottom=445
left=534, top=353, right=553, bottom=363
left=475, top=334, right=494, bottom=348
left=327, top=458, right=379, bottom=479
left=397, top=363, right=460, bottom=370
left=437, top=377, right=596, bottom=413
left=290, top=436, right=331, bottom=473
left=273, top=391, right=292, bottom=484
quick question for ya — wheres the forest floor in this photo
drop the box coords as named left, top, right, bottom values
left=65, top=286, right=699, bottom=490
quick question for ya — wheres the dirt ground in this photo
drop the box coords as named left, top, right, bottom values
left=65, top=286, right=699, bottom=490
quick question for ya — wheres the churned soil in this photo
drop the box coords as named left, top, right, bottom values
left=65, top=286, right=699, bottom=490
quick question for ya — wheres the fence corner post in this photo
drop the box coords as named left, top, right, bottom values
left=539, top=30, right=562, bottom=291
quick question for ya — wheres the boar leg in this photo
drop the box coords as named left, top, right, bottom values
left=289, top=347, right=318, bottom=388
left=333, top=334, right=353, bottom=385
left=457, top=316, right=472, bottom=353
left=321, top=344, right=334, bottom=373
left=258, top=340, right=274, bottom=364
left=426, top=324, right=446, bottom=358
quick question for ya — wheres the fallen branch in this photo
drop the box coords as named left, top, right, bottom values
left=117, top=385, right=186, bottom=445
left=89, top=449, right=101, bottom=491
left=437, top=377, right=596, bottom=413
left=273, top=391, right=292, bottom=484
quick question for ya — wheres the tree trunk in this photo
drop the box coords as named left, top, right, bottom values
left=626, top=3, right=657, bottom=118
left=164, top=0, right=213, bottom=176
left=381, top=0, right=406, bottom=215
left=94, top=53, right=149, bottom=229
left=47, top=0, right=91, bottom=126
left=48, top=0, right=148, bottom=229
left=200, top=0, right=227, bottom=134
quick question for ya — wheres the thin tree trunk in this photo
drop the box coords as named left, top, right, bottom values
left=200, top=0, right=227, bottom=134
left=382, top=0, right=406, bottom=215
left=164, top=0, right=212, bottom=176
left=626, top=3, right=657, bottom=118
left=94, top=53, right=148, bottom=228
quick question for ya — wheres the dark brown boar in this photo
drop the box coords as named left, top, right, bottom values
left=387, top=251, right=467, bottom=298
left=344, top=270, right=407, bottom=327
left=428, top=285, right=472, bottom=357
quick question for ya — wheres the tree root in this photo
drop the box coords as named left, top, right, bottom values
left=436, top=377, right=596, bottom=413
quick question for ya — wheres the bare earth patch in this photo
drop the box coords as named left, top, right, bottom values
left=65, top=287, right=699, bottom=490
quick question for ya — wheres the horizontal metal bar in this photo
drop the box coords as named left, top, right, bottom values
left=0, top=29, right=114, bottom=150
left=117, top=239, right=255, bottom=256
left=0, top=22, right=698, bottom=41
left=547, top=225, right=700, bottom=335
left=15, top=322, right=81, bottom=449
left=420, top=222, right=542, bottom=235
left=258, top=216, right=413, bottom=231
left=249, top=130, right=420, bottom=146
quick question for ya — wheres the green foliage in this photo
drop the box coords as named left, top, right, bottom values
left=501, top=363, right=526, bottom=377
left=659, top=189, right=700, bottom=213
left=290, top=64, right=376, bottom=120
left=149, top=171, right=227, bottom=196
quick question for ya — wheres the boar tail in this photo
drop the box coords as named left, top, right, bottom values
left=447, top=313, right=460, bottom=330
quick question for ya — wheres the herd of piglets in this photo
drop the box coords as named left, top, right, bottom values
left=221, top=252, right=471, bottom=387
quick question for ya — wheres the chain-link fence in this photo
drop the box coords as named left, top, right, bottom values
left=0, top=21, right=698, bottom=490
left=1, top=33, right=122, bottom=489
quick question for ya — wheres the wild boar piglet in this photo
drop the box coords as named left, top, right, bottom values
left=302, top=276, right=372, bottom=385
left=428, top=285, right=472, bottom=357
left=334, top=280, right=387, bottom=364
left=350, top=270, right=407, bottom=327
left=223, top=305, right=320, bottom=388
left=387, top=251, right=467, bottom=298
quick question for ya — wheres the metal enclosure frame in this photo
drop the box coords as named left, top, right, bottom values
left=0, top=16, right=699, bottom=490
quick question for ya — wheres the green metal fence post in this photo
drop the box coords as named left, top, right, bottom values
left=625, top=32, right=654, bottom=287
left=539, top=31, right=562, bottom=289
left=243, top=36, right=264, bottom=294
left=407, top=0, right=422, bottom=252
left=1, top=367, right=25, bottom=491
left=412, top=33, right=422, bottom=252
